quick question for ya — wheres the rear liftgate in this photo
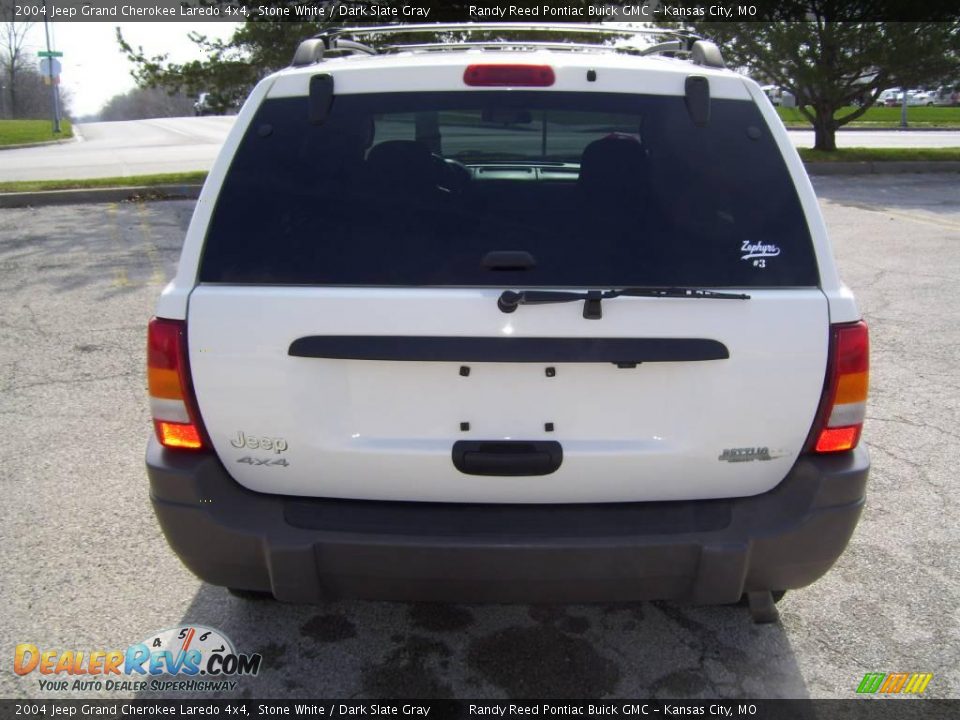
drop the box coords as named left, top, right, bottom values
left=288, top=334, right=730, bottom=479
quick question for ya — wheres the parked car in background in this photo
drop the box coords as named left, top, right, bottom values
left=877, top=88, right=900, bottom=106
left=194, top=93, right=214, bottom=116
left=884, top=89, right=935, bottom=107
left=760, top=84, right=795, bottom=107
left=931, top=85, right=959, bottom=106
left=194, top=91, right=243, bottom=116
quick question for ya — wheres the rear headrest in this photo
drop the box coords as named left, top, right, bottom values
left=298, top=117, right=371, bottom=180
left=578, top=134, right=647, bottom=197
left=366, top=140, right=437, bottom=191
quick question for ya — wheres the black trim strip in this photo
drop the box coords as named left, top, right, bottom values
left=288, top=336, right=729, bottom=363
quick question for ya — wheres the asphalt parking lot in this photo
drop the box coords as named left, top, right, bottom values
left=0, top=175, right=957, bottom=700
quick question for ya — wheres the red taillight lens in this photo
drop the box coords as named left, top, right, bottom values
left=464, top=64, right=555, bottom=87
left=815, top=426, right=861, bottom=453
left=147, top=318, right=206, bottom=450
left=808, top=321, right=869, bottom=454
left=155, top=421, right=203, bottom=450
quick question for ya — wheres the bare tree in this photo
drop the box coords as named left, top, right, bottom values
left=99, top=86, right=194, bottom=122
left=0, top=0, right=35, bottom=118
left=6, top=64, right=70, bottom=119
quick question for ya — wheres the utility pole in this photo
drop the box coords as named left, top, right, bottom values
left=42, top=0, right=61, bottom=133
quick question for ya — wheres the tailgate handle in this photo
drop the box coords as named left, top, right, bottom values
left=452, top=441, right=562, bottom=477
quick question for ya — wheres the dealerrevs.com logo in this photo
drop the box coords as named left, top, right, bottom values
left=14, top=626, right=262, bottom=693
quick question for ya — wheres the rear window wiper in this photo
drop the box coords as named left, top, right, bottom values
left=497, top=287, right=751, bottom=320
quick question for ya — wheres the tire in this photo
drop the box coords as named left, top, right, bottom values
left=735, top=590, right=787, bottom=606
left=227, top=587, right=274, bottom=601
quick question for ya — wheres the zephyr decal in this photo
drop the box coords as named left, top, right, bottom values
left=740, top=240, right=781, bottom=261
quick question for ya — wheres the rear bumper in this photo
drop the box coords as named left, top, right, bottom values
left=147, top=438, right=868, bottom=603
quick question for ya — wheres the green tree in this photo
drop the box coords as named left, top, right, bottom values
left=689, top=10, right=960, bottom=150
left=117, top=5, right=321, bottom=113
left=116, top=0, right=622, bottom=107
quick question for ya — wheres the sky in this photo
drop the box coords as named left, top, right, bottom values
left=18, top=22, right=241, bottom=118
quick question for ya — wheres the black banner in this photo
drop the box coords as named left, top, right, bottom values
left=7, top=1, right=960, bottom=23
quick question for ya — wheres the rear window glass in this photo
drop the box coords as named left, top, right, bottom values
left=200, top=91, right=818, bottom=287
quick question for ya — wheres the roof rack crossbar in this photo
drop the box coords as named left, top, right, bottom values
left=380, top=41, right=684, bottom=56
left=321, top=23, right=696, bottom=41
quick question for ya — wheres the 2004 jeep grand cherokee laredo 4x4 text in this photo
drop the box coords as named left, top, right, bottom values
left=145, top=24, right=869, bottom=623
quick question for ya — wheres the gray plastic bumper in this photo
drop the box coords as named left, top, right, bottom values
left=146, top=437, right=868, bottom=603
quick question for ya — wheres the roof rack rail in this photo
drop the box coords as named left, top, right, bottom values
left=290, top=22, right=725, bottom=69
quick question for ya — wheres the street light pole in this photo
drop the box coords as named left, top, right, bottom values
left=42, top=0, right=61, bottom=133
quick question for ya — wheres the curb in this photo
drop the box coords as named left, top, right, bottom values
left=0, top=135, right=77, bottom=151
left=804, top=161, right=960, bottom=175
left=0, top=184, right=202, bottom=209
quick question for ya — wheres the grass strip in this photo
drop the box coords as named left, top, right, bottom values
left=0, top=171, right=208, bottom=193
left=0, top=119, right=74, bottom=146
left=777, top=105, right=960, bottom=129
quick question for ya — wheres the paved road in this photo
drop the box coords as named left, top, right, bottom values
left=0, top=117, right=234, bottom=182
left=0, top=175, right=957, bottom=701
left=0, top=117, right=958, bottom=182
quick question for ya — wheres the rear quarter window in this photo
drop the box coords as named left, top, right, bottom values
left=200, top=91, right=818, bottom=288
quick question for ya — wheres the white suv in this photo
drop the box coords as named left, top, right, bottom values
left=146, top=24, right=870, bottom=623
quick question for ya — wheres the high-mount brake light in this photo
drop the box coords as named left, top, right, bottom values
left=147, top=317, right=206, bottom=451
left=463, top=64, right=556, bottom=87
left=809, top=321, right=869, bottom=454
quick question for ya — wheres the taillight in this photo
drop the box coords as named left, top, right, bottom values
left=807, top=321, right=869, bottom=453
left=463, top=64, right=555, bottom=87
left=147, top=317, right=206, bottom=450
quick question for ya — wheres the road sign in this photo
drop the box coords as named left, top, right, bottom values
left=37, top=51, right=63, bottom=58
left=39, top=58, right=62, bottom=77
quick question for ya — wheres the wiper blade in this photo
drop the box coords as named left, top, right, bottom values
left=498, top=287, right=751, bottom=320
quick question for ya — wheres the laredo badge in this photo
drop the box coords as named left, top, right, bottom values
left=719, top=447, right=776, bottom=463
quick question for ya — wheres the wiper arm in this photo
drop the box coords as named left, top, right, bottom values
left=498, top=287, right=751, bottom=320
left=497, top=290, right=587, bottom=310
